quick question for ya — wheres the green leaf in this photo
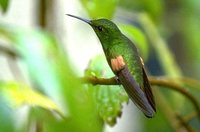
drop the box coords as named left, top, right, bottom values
left=119, top=23, right=149, bottom=60
left=80, top=0, right=118, bottom=19
left=85, top=55, right=128, bottom=126
left=0, top=0, right=9, bottom=13
left=0, top=81, right=63, bottom=115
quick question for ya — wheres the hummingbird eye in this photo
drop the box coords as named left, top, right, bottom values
left=97, top=26, right=103, bottom=31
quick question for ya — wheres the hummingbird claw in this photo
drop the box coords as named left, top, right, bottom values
left=113, top=76, right=121, bottom=84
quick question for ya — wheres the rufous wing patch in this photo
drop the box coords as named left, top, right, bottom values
left=111, top=55, right=126, bottom=72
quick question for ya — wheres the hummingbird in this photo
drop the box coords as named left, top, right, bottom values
left=67, top=14, right=156, bottom=118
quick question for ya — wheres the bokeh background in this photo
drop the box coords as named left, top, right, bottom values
left=0, top=0, right=200, bottom=132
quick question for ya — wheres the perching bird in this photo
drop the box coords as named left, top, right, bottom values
left=67, top=14, right=156, bottom=118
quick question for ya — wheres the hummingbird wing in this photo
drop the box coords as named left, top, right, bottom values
left=110, top=56, right=155, bottom=117
left=142, top=67, right=156, bottom=112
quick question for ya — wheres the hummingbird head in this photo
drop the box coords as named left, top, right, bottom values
left=89, top=19, right=121, bottom=42
left=67, top=14, right=121, bottom=49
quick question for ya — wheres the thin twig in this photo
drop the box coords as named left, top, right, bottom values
left=0, top=44, right=24, bottom=81
left=180, top=77, right=200, bottom=90
left=176, top=113, right=196, bottom=132
left=36, top=119, right=43, bottom=132
left=38, top=0, right=46, bottom=28
left=153, top=89, right=185, bottom=132
left=0, top=44, right=18, bottom=57
left=184, top=112, right=197, bottom=123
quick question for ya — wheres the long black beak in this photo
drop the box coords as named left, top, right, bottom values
left=66, top=14, right=91, bottom=25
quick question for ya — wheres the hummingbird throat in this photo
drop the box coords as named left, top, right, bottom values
left=111, top=55, right=126, bottom=72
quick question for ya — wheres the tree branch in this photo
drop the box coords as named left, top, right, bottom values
left=149, top=77, right=200, bottom=121
left=81, top=76, right=200, bottom=121
left=176, top=113, right=196, bottom=132
left=183, top=112, right=197, bottom=123
left=82, top=76, right=119, bottom=85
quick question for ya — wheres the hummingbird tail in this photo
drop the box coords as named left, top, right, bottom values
left=117, top=65, right=155, bottom=118
left=142, top=67, right=156, bottom=112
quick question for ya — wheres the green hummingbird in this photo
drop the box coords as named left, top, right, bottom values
left=67, top=14, right=156, bottom=118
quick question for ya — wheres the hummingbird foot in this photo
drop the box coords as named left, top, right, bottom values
left=113, top=76, right=121, bottom=85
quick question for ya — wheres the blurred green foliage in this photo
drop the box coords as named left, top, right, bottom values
left=119, top=0, right=164, bottom=22
left=80, top=0, right=118, bottom=19
left=0, top=0, right=200, bottom=132
left=0, top=26, right=104, bottom=131
left=0, top=81, right=62, bottom=114
left=0, top=0, right=9, bottom=13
